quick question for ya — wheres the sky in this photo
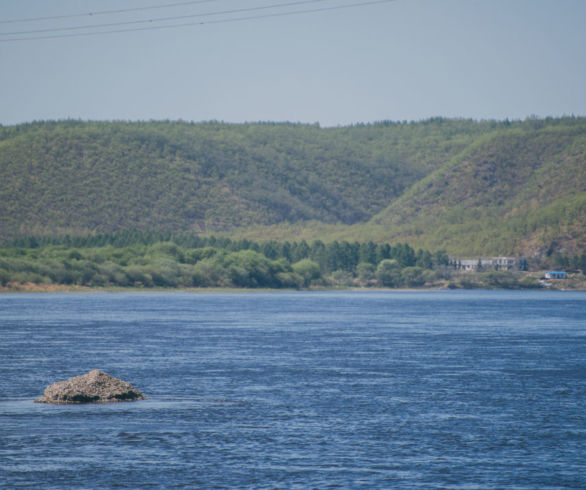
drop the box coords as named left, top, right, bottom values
left=1, top=0, right=585, bottom=127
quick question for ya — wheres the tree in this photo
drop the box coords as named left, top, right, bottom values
left=375, top=259, right=401, bottom=287
left=292, top=240, right=310, bottom=262
left=356, top=262, right=375, bottom=283
left=392, top=243, right=416, bottom=267
left=433, top=250, right=450, bottom=267
left=310, top=240, right=327, bottom=272
left=292, top=259, right=321, bottom=287
left=359, top=241, right=377, bottom=265
left=415, top=249, right=433, bottom=269
left=401, top=266, right=425, bottom=287
left=376, top=243, right=391, bottom=263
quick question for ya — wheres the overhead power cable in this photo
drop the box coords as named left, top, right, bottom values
left=0, top=0, right=397, bottom=43
left=1, top=0, right=330, bottom=36
left=0, top=0, right=221, bottom=25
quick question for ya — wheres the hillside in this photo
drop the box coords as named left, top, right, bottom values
left=0, top=117, right=584, bottom=257
left=365, top=120, right=586, bottom=256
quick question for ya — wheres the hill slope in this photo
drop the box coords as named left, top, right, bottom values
left=0, top=117, right=584, bottom=256
left=365, top=121, right=586, bottom=256
left=0, top=119, right=493, bottom=235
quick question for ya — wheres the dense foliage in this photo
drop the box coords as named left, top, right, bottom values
left=1, top=117, right=584, bottom=259
left=3, top=232, right=583, bottom=291
left=0, top=233, right=450, bottom=289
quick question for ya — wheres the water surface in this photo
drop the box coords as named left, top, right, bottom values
left=1, top=290, right=585, bottom=488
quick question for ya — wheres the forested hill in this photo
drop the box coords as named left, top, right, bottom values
left=363, top=119, right=586, bottom=256
left=1, top=117, right=584, bottom=256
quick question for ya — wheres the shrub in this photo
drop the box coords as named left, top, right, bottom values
left=375, top=259, right=401, bottom=287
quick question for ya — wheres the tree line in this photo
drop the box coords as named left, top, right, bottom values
left=1, top=233, right=452, bottom=289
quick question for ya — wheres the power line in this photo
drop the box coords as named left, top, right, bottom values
left=0, top=0, right=397, bottom=43
left=0, top=0, right=220, bottom=25
left=1, top=0, right=330, bottom=36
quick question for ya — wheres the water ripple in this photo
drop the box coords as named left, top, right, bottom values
left=1, top=291, right=585, bottom=488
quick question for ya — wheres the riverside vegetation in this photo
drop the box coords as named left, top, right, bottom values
left=1, top=232, right=585, bottom=291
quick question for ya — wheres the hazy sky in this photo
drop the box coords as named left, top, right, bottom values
left=1, top=0, right=585, bottom=126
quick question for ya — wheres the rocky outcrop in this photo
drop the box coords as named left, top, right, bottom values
left=35, top=370, right=146, bottom=404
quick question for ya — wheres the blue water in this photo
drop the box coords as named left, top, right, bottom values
left=1, top=290, right=585, bottom=488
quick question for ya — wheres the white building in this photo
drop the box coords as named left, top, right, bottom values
left=450, top=257, right=527, bottom=271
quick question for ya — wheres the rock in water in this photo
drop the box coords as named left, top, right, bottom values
left=35, top=370, right=146, bottom=404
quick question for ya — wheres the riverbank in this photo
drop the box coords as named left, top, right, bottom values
left=2, top=277, right=585, bottom=293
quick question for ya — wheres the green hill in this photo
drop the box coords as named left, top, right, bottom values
left=1, top=117, right=584, bottom=257
left=363, top=120, right=586, bottom=256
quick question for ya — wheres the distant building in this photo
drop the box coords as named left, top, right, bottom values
left=450, top=257, right=528, bottom=271
left=544, top=271, right=567, bottom=279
